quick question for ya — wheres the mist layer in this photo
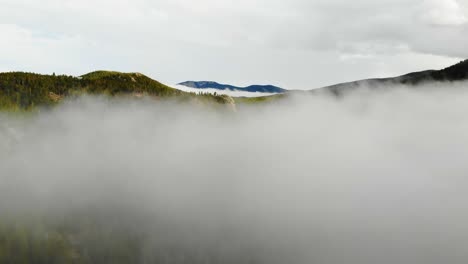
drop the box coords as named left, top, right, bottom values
left=1, top=83, right=468, bottom=263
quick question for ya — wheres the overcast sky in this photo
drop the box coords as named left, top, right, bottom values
left=1, top=0, right=467, bottom=90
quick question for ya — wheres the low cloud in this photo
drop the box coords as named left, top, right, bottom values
left=2, top=83, right=468, bottom=263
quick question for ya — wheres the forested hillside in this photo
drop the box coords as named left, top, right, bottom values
left=0, top=71, right=233, bottom=110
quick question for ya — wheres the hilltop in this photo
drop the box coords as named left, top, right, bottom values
left=0, top=71, right=235, bottom=111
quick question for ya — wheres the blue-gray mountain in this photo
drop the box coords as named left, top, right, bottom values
left=178, top=81, right=287, bottom=93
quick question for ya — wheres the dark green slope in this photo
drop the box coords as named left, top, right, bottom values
left=319, top=59, right=468, bottom=95
left=431, top=59, right=468, bottom=81
left=235, top=59, right=468, bottom=104
left=0, top=71, right=234, bottom=110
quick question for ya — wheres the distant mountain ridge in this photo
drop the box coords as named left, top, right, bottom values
left=178, top=81, right=287, bottom=93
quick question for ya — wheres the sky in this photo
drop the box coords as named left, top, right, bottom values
left=0, top=0, right=467, bottom=90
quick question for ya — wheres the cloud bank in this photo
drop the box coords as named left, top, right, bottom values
left=2, top=82, right=468, bottom=263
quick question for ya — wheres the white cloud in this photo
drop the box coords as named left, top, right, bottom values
left=421, top=0, right=467, bottom=26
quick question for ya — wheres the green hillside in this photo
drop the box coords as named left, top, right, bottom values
left=0, top=71, right=234, bottom=111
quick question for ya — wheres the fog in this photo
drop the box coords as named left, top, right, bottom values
left=2, top=82, right=468, bottom=263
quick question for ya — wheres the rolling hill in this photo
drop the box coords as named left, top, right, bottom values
left=0, top=71, right=235, bottom=110
left=2, top=59, right=467, bottom=110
